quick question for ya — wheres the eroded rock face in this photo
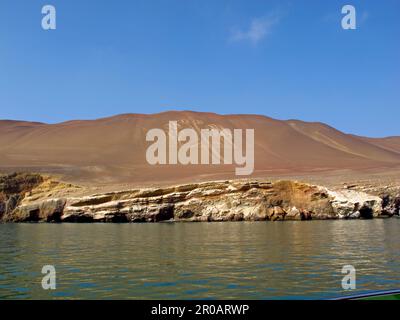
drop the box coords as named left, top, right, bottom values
left=9, top=199, right=66, bottom=222
left=326, top=189, right=382, bottom=219
left=380, top=194, right=400, bottom=217
left=0, top=173, right=44, bottom=220
left=0, top=176, right=392, bottom=223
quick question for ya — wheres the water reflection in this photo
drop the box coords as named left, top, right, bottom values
left=0, top=220, right=399, bottom=299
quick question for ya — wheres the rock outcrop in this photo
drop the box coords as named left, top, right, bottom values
left=1, top=173, right=396, bottom=223
left=326, top=189, right=383, bottom=219
left=0, top=173, right=44, bottom=220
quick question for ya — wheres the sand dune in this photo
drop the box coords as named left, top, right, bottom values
left=0, top=111, right=399, bottom=185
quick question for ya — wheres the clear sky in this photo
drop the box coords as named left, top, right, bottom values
left=0, top=0, right=399, bottom=137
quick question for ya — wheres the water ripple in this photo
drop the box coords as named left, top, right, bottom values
left=0, top=220, right=399, bottom=299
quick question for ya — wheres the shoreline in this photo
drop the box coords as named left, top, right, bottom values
left=1, top=216, right=399, bottom=224
left=1, top=173, right=399, bottom=223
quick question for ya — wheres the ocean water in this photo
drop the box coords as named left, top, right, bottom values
left=0, top=220, right=399, bottom=299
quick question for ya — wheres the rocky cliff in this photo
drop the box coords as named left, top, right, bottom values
left=1, top=173, right=399, bottom=223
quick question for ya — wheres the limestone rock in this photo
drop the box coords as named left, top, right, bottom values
left=1, top=173, right=394, bottom=223
left=4, top=198, right=66, bottom=222
left=326, top=189, right=382, bottom=219
left=381, top=194, right=400, bottom=217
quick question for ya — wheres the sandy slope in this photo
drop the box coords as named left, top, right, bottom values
left=0, top=111, right=399, bottom=186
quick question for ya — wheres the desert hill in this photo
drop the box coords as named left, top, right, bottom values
left=1, top=111, right=399, bottom=185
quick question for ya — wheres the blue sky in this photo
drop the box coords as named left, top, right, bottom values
left=0, top=0, right=399, bottom=137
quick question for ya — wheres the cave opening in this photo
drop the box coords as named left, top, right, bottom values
left=359, top=206, right=373, bottom=219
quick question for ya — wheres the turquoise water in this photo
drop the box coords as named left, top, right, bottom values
left=0, top=220, right=399, bottom=299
